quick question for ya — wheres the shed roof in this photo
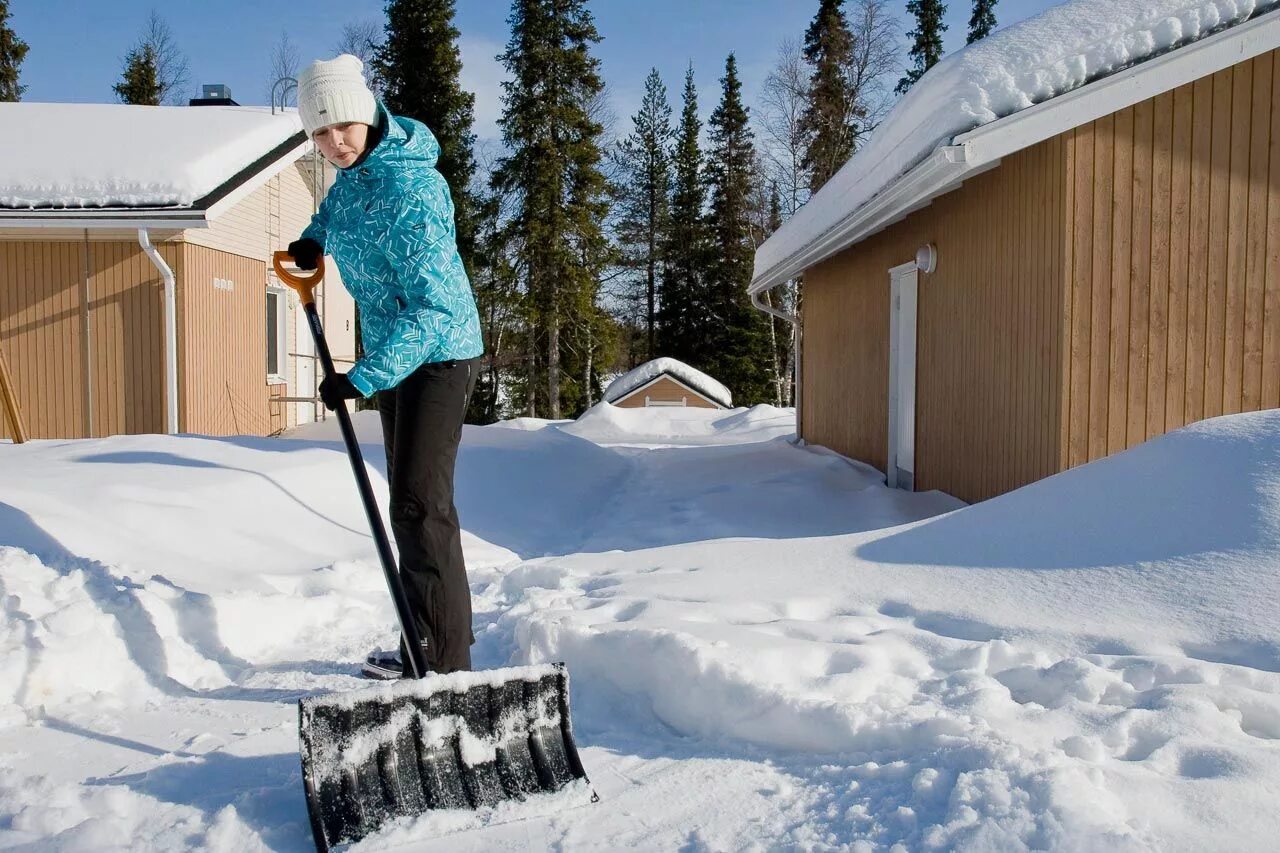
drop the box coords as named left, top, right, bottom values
left=751, top=0, right=1280, bottom=294
left=0, top=103, right=307, bottom=228
left=604, top=358, right=733, bottom=408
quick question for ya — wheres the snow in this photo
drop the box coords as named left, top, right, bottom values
left=2, top=404, right=1279, bottom=850
left=602, top=357, right=733, bottom=408
left=0, top=103, right=304, bottom=209
left=754, top=0, right=1272, bottom=286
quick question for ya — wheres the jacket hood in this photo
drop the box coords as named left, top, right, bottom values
left=358, top=101, right=440, bottom=174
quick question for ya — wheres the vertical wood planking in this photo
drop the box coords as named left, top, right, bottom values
left=1243, top=53, right=1271, bottom=411
left=1110, top=106, right=1134, bottom=454
left=1129, top=98, right=1153, bottom=446
left=1266, top=53, right=1280, bottom=409
left=1165, top=86, right=1192, bottom=433
left=1186, top=75, right=1213, bottom=425
left=1204, top=68, right=1233, bottom=419
left=1223, top=62, right=1252, bottom=414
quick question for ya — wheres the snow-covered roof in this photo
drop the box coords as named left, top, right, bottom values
left=751, top=0, right=1280, bottom=293
left=603, top=357, right=733, bottom=408
left=0, top=103, right=305, bottom=212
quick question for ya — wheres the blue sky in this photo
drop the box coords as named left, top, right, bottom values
left=11, top=0, right=1059, bottom=143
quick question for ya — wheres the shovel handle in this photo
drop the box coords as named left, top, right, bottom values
left=273, top=250, right=325, bottom=306
left=280, top=252, right=430, bottom=680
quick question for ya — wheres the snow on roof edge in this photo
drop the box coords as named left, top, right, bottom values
left=752, top=0, right=1280, bottom=292
left=603, top=358, right=733, bottom=408
left=0, top=103, right=306, bottom=210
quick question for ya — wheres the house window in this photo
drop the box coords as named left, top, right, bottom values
left=266, top=286, right=287, bottom=382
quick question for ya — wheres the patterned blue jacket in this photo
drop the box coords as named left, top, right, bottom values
left=303, top=103, right=483, bottom=397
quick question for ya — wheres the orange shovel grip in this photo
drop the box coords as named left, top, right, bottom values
left=272, top=250, right=325, bottom=305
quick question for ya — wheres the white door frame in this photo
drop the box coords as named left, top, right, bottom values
left=887, top=261, right=919, bottom=490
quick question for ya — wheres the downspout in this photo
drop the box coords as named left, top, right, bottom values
left=751, top=285, right=802, bottom=440
left=138, top=229, right=179, bottom=434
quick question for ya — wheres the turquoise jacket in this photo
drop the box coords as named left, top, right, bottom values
left=303, top=104, right=483, bottom=397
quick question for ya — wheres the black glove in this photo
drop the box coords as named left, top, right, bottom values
left=319, top=373, right=362, bottom=411
left=287, top=237, right=323, bottom=271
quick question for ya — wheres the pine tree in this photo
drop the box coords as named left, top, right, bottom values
left=897, top=0, right=947, bottom=94
left=660, top=64, right=710, bottom=368
left=114, top=44, right=161, bottom=105
left=492, top=0, right=609, bottom=418
left=799, top=0, right=857, bottom=194
left=612, top=68, right=673, bottom=361
left=0, top=0, right=27, bottom=102
left=375, top=0, right=479, bottom=271
left=704, top=54, right=774, bottom=406
left=967, top=0, right=997, bottom=44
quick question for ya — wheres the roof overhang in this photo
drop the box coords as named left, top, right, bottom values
left=749, top=7, right=1280, bottom=295
left=0, top=131, right=310, bottom=232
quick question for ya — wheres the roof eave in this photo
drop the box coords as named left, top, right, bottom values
left=749, top=145, right=978, bottom=294
left=608, top=371, right=732, bottom=408
left=750, top=7, right=1280, bottom=294
left=0, top=210, right=209, bottom=230
left=0, top=128, right=310, bottom=231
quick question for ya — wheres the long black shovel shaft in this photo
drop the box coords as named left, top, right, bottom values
left=301, top=301, right=430, bottom=680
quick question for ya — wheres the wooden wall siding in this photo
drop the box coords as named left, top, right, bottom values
left=84, top=241, right=174, bottom=436
left=614, top=376, right=721, bottom=409
left=802, top=252, right=892, bottom=476
left=179, top=244, right=277, bottom=436
left=802, top=138, right=1065, bottom=503
left=1062, top=50, right=1280, bottom=467
left=0, top=241, right=85, bottom=439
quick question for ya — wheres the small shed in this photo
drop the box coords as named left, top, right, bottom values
left=604, top=358, right=732, bottom=409
left=751, top=0, right=1280, bottom=503
left=0, top=101, right=356, bottom=440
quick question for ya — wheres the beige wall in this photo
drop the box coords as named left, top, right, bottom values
left=802, top=137, right=1065, bottom=503
left=1062, top=49, right=1280, bottom=469
left=0, top=240, right=88, bottom=439
left=614, top=375, right=722, bottom=409
left=178, top=244, right=283, bottom=435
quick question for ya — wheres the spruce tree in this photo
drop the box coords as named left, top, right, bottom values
left=799, top=0, right=857, bottom=194
left=897, top=0, right=947, bottom=94
left=704, top=54, right=773, bottom=406
left=967, top=0, right=997, bottom=44
left=492, top=0, right=609, bottom=418
left=375, top=0, right=479, bottom=271
left=660, top=64, right=710, bottom=368
left=114, top=44, right=161, bottom=105
left=0, top=0, right=27, bottom=102
left=612, top=68, right=673, bottom=362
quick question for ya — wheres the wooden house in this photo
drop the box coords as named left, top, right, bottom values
left=0, top=100, right=356, bottom=439
left=751, top=5, right=1280, bottom=502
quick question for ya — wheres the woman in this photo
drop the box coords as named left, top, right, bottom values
left=287, top=55, right=483, bottom=678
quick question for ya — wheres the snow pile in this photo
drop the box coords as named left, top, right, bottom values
left=1, top=406, right=1278, bottom=849
left=0, top=103, right=303, bottom=209
left=755, top=0, right=1275, bottom=284
left=602, top=357, right=733, bottom=407
left=561, top=401, right=794, bottom=446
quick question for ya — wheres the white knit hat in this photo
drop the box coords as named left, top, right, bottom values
left=296, top=54, right=379, bottom=135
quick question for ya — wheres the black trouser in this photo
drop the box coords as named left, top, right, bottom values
left=377, top=356, right=479, bottom=673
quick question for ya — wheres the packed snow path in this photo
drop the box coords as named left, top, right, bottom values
left=1, top=404, right=1277, bottom=850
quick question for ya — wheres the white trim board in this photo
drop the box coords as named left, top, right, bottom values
left=887, top=261, right=919, bottom=491
left=749, top=9, right=1280, bottom=294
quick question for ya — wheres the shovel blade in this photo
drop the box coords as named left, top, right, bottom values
left=298, top=663, right=592, bottom=852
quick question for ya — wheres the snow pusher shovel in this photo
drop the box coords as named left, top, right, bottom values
left=273, top=252, right=594, bottom=852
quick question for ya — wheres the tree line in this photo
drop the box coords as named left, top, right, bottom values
left=0, top=0, right=996, bottom=420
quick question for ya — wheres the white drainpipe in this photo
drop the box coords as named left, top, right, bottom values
left=138, top=229, right=179, bottom=434
left=751, top=285, right=802, bottom=439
